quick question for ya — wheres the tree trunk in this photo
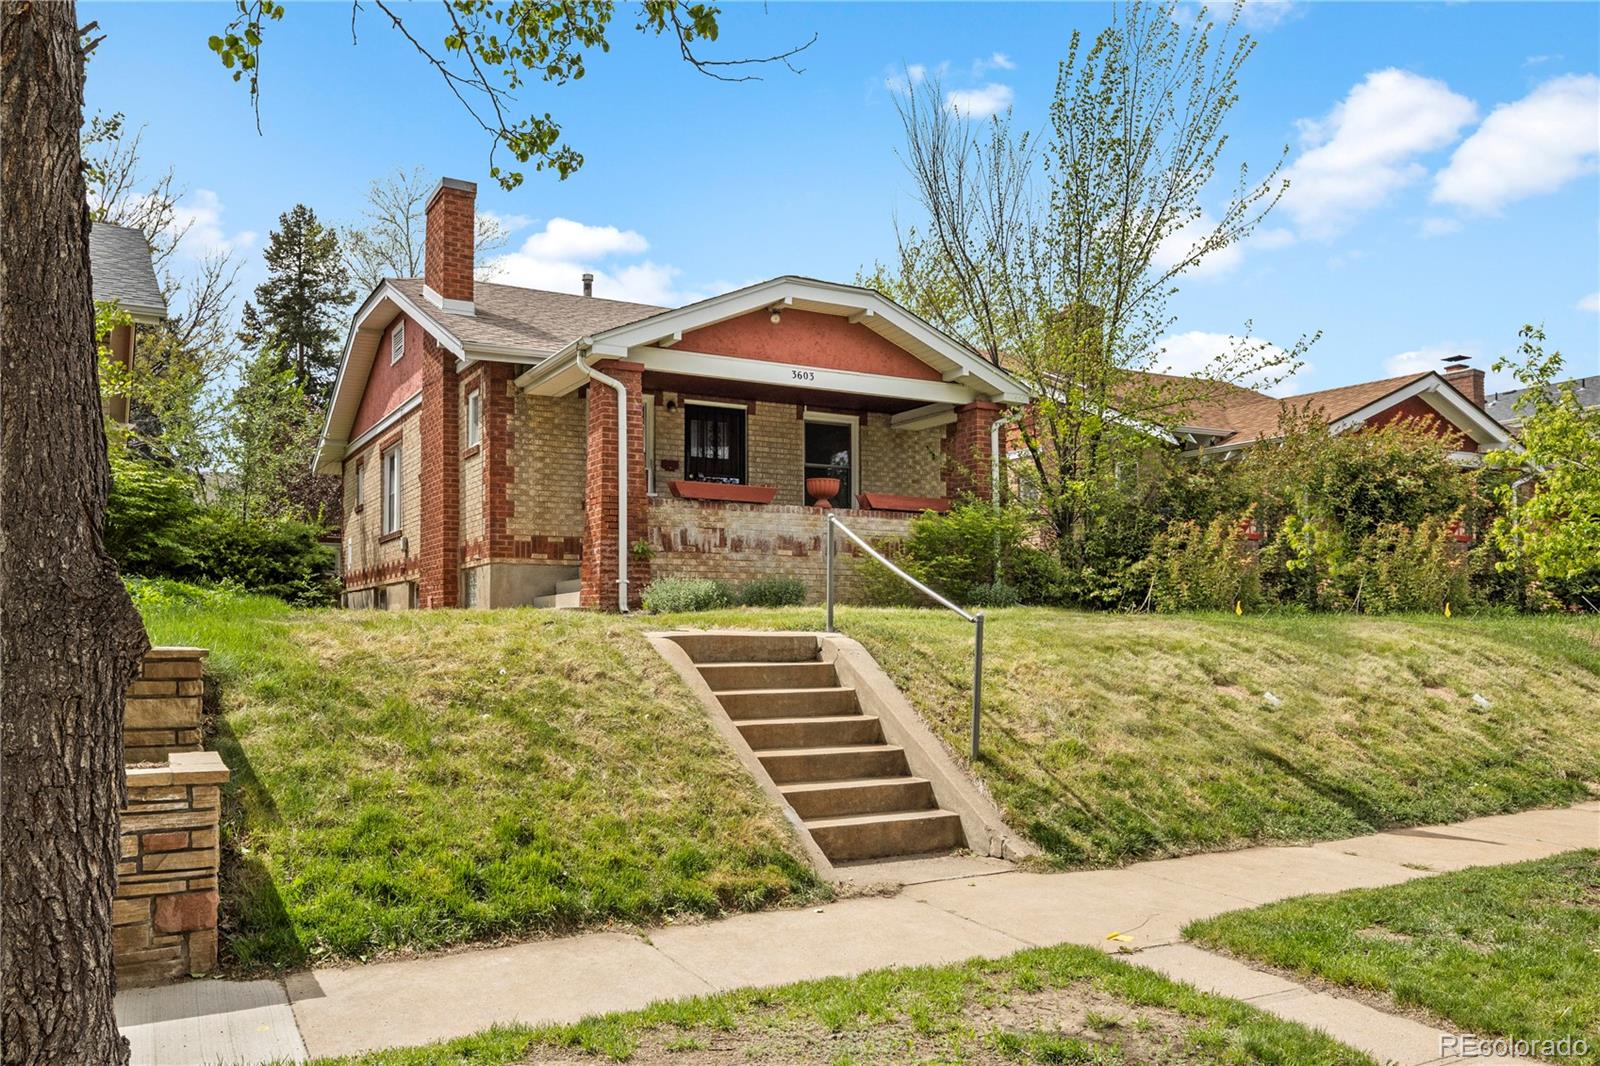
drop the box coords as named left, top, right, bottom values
left=2, top=3, right=149, bottom=1063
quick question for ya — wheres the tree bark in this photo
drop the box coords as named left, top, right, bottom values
left=2, top=3, right=149, bottom=1063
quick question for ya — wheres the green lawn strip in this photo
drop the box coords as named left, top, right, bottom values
left=664, top=607, right=1600, bottom=866
left=311, top=942, right=1378, bottom=1065
left=141, top=595, right=824, bottom=970
left=1185, top=850, right=1600, bottom=1064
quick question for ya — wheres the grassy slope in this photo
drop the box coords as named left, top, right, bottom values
left=1186, top=851, right=1600, bottom=1064
left=142, top=594, right=821, bottom=969
left=316, top=942, right=1375, bottom=1065
left=664, top=607, right=1600, bottom=865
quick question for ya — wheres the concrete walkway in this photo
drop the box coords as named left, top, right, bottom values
left=120, top=800, right=1598, bottom=1064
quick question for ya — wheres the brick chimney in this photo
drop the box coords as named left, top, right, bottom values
left=424, top=177, right=476, bottom=315
left=1442, top=365, right=1485, bottom=407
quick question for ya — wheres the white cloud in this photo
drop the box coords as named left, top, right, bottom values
left=1578, top=292, right=1600, bottom=313
left=1152, top=212, right=1244, bottom=279
left=171, top=189, right=256, bottom=259
left=1280, top=69, right=1477, bottom=236
left=477, top=210, right=534, bottom=234
left=1432, top=74, right=1600, bottom=215
left=945, top=82, right=1014, bottom=119
left=1154, top=331, right=1303, bottom=395
left=1236, top=0, right=1301, bottom=30
left=1419, top=217, right=1462, bottom=238
left=487, top=218, right=728, bottom=305
left=884, top=63, right=929, bottom=96
left=973, top=52, right=1015, bottom=76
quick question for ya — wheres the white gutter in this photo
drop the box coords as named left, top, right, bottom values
left=575, top=344, right=630, bottom=613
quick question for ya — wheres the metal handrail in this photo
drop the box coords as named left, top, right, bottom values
left=823, top=512, right=986, bottom=761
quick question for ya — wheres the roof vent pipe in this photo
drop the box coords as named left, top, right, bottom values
left=582, top=273, right=594, bottom=298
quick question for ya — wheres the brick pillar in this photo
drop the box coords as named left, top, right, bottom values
left=425, top=177, right=476, bottom=307
left=418, top=335, right=461, bottom=607
left=482, top=362, right=518, bottom=559
left=1443, top=366, right=1486, bottom=407
left=944, top=400, right=1002, bottom=502
left=581, top=360, right=649, bottom=610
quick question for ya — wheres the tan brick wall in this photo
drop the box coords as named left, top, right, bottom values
left=115, top=752, right=229, bottom=986
left=460, top=375, right=486, bottom=548
left=650, top=399, right=945, bottom=507
left=124, top=647, right=206, bottom=764
left=342, top=408, right=422, bottom=592
left=647, top=498, right=914, bottom=602
left=509, top=389, right=587, bottom=543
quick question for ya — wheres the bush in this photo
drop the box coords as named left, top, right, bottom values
left=642, top=577, right=733, bottom=613
left=1344, top=516, right=1470, bottom=614
left=967, top=580, right=1020, bottom=608
left=859, top=502, right=1062, bottom=607
left=1140, top=511, right=1263, bottom=612
left=738, top=575, right=806, bottom=607
left=106, top=448, right=200, bottom=576
left=190, top=510, right=339, bottom=607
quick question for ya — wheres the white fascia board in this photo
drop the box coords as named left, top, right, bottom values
left=343, top=390, right=423, bottom=458
left=890, top=403, right=957, bottom=431
left=631, top=346, right=977, bottom=406
left=1329, top=373, right=1512, bottom=448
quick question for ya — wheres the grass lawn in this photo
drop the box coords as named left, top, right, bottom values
left=312, top=942, right=1376, bottom=1065
left=668, top=607, right=1600, bottom=866
left=140, top=591, right=823, bottom=970
left=1185, top=850, right=1600, bottom=1064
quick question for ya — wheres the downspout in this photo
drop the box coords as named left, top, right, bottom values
left=575, top=344, right=630, bottom=613
left=990, top=407, right=1022, bottom=586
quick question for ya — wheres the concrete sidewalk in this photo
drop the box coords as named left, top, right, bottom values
left=120, top=800, right=1598, bottom=1064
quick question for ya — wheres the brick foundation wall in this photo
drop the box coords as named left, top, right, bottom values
left=648, top=498, right=915, bottom=602
left=124, top=647, right=206, bottom=763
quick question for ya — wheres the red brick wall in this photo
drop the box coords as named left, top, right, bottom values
left=944, top=401, right=1000, bottom=500
left=425, top=180, right=475, bottom=304
left=581, top=361, right=650, bottom=609
left=677, top=308, right=942, bottom=381
left=350, top=314, right=424, bottom=440
left=417, top=336, right=461, bottom=607
left=1366, top=395, right=1476, bottom=452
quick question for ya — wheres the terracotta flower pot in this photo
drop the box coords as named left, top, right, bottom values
left=806, top=476, right=842, bottom=509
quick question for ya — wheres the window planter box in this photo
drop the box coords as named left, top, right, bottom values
left=856, top=492, right=951, bottom=514
left=667, top=480, right=778, bottom=505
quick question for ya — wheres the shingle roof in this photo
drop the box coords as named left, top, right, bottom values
left=1484, top=375, right=1600, bottom=424
left=1118, top=370, right=1274, bottom=430
left=389, top=278, right=664, bottom=357
left=1205, top=372, right=1432, bottom=445
left=89, top=223, right=166, bottom=321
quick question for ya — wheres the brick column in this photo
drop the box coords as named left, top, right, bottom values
left=418, top=335, right=461, bottom=608
left=944, top=400, right=1002, bottom=502
left=581, top=360, right=649, bottom=610
left=481, top=362, right=518, bottom=559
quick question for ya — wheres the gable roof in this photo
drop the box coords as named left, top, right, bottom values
left=1484, top=375, right=1600, bottom=425
left=387, top=278, right=664, bottom=359
left=89, top=223, right=166, bottom=323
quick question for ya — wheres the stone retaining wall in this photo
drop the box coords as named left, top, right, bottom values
left=115, top=750, right=230, bottom=986
left=124, top=646, right=206, bottom=763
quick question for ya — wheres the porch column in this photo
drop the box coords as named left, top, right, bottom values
left=944, top=400, right=1001, bottom=502
left=580, top=360, right=650, bottom=610
left=417, top=334, right=461, bottom=608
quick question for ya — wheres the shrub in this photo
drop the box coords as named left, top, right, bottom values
left=859, top=502, right=1062, bottom=607
left=967, top=580, right=1020, bottom=608
left=190, top=510, right=339, bottom=607
left=106, top=448, right=201, bottom=576
left=738, top=575, right=806, bottom=607
left=1140, top=511, right=1263, bottom=612
left=642, top=577, right=733, bottom=613
left=1345, top=516, right=1470, bottom=614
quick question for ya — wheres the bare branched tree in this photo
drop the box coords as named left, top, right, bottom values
left=869, top=2, right=1318, bottom=570
left=343, top=165, right=512, bottom=294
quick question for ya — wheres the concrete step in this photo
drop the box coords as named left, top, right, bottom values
left=736, top=715, right=882, bottom=750
left=554, top=577, right=582, bottom=595
left=674, top=632, right=821, bottom=665
left=756, top=744, right=909, bottom=784
left=718, top=687, right=859, bottom=720
left=532, top=591, right=580, bottom=609
left=780, top=776, right=936, bottom=820
left=697, top=661, right=839, bottom=692
left=804, top=809, right=965, bottom=862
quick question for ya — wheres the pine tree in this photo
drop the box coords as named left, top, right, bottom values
left=239, top=204, right=354, bottom=399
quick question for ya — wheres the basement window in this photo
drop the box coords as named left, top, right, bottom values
left=391, top=320, right=406, bottom=365
left=382, top=444, right=403, bottom=534
left=466, top=389, right=482, bottom=447
left=684, top=402, right=746, bottom=484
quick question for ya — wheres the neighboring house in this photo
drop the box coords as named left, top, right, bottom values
left=315, top=177, right=1028, bottom=611
left=1155, top=367, right=1514, bottom=461
left=90, top=221, right=167, bottom=424
left=1484, top=375, right=1600, bottom=431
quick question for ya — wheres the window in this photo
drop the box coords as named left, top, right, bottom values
left=390, top=320, right=405, bottom=365
left=352, top=460, right=365, bottom=513
left=684, top=403, right=746, bottom=484
left=465, top=389, right=482, bottom=447
left=803, top=414, right=856, bottom=507
left=382, top=445, right=403, bottom=534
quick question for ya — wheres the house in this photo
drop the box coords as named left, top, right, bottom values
left=1155, top=366, right=1514, bottom=461
left=89, top=222, right=167, bottom=424
left=315, top=177, right=1028, bottom=611
left=1484, top=375, right=1600, bottom=430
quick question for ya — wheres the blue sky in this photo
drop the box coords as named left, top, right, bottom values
left=83, top=1, right=1599, bottom=395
